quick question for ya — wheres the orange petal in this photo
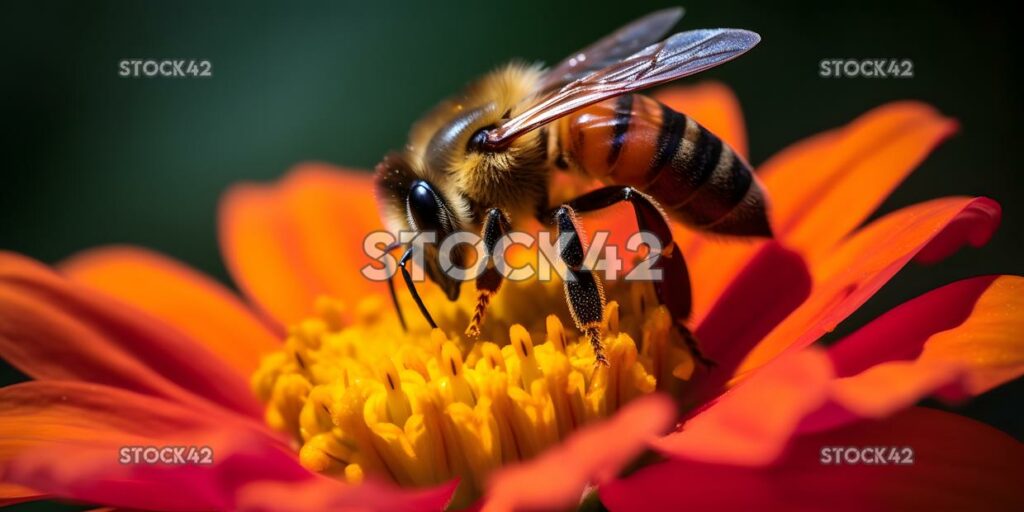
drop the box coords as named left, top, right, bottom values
left=481, top=394, right=674, bottom=512
left=736, top=196, right=1000, bottom=379
left=654, top=349, right=833, bottom=466
left=760, top=101, right=959, bottom=262
left=813, top=275, right=1024, bottom=427
left=0, top=381, right=228, bottom=460
left=0, top=252, right=261, bottom=417
left=603, top=407, right=1024, bottom=511
left=219, top=163, right=386, bottom=328
left=61, top=246, right=281, bottom=378
left=664, top=276, right=1023, bottom=464
left=654, top=81, right=748, bottom=159
left=0, top=381, right=305, bottom=511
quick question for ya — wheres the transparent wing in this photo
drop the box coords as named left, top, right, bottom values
left=485, top=28, right=760, bottom=149
left=539, top=7, right=685, bottom=91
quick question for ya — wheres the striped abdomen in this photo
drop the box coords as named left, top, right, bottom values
left=557, top=94, right=771, bottom=237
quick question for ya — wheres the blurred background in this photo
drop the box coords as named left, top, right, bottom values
left=1, top=0, right=1021, bottom=496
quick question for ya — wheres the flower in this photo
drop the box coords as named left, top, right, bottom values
left=1, top=82, right=1023, bottom=511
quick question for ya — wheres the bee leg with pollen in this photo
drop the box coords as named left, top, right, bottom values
left=465, top=208, right=512, bottom=338
left=553, top=186, right=715, bottom=367
left=552, top=205, right=609, bottom=366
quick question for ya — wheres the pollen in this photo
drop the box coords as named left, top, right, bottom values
left=251, top=280, right=695, bottom=505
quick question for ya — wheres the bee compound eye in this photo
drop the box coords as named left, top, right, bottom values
left=407, top=181, right=447, bottom=233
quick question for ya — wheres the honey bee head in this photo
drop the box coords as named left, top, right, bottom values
left=373, top=153, right=465, bottom=300
left=403, top=63, right=550, bottom=218
left=373, top=153, right=464, bottom=238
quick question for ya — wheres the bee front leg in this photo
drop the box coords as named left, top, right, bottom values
left=553, top=205, right=609, bottom=366
left=548, top=186, right=713, bottom=367
left=398, top=246, right=438, bottom=329
left=466, top=208, right=512, bottom=338
left=383, top=241, right=409, bottom=330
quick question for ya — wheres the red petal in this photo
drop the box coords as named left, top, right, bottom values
left=0, top=381, right=293, bottom=511
left=803, top=275, right=1024, bottom=432
left=480, top=394, right=674, bottom=512
left=236, top=478, right=458, bottom=512
left=218, top=164, right=386, bottom=328
left=686, top=242, right=811, bottom=406
left=602, top=407, right=1024, bottom=511
left=0, top=252, right=260, bottom=417
left=62, top=246, right=281, bottom=377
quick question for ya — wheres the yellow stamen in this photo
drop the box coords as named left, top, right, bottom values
left=251, top=278, right=698, bottom=507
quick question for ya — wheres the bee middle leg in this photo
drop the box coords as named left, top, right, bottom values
left=545, top=186, right=713, bottom=367
left=465, top=208, right=512, bottom=337
left=552, top=205, right=609, bottom=366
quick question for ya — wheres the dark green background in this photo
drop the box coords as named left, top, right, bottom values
left=1, top=1, right=1021, bottom=506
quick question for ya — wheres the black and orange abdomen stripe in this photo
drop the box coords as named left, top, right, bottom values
left=558, top=94, right=771, bottom=237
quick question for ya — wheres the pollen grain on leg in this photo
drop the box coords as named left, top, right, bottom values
left=251, top=285, right=694, bottom=505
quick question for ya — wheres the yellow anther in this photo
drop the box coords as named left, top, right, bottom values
left=399, top=346, right=431, bottom=380
left=604, top=301, right=620, bottom=336
left=510, top=324, right=534, bottom=359
left=299, top=385, right=335, bottom=441
left=503, top=386, right=556, bottom=459
left=380, top=358, right=412, bottom=426
left=429, top=328, right=450, bottom=355
left=545, top=315, right=568, bottom=353
left=294, top=319, right=326, bottom=350
left=331, top=384, right=369, bottom=432
left=445, top=400, right=502, bottom=493
left=315, top=296, right=346, bottom=331
left=366, top=421, right=419, bottom=486
left=405, top=412, right=451, bottom=483
left=299, top=431, right=354, bottom=474
left=603, top=334, right=655, bottom=413
left=543, top=353, right=580, bottom=439
left=251, top=352, right=292, bottom=402
left=266, top=373, right=312, bottom=439
left=510, top=324, right=542, bottom=389
left=441, top=342, right=464, bottom=378
left=345, top=463, right=364, bottom=484
left=355, top=295, right=385, bottom=324
left=478, top=342, right=506, bottom=372
left=440, top=342, right=475, bottom=405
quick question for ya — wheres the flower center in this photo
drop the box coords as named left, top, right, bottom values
left=251, top=279, right=695, bottom=503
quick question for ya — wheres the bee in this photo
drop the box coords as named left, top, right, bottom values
left=374, top=8, right=771, bottom=365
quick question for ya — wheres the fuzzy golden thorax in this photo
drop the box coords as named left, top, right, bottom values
left=400, top=62, right=553, bottom=228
